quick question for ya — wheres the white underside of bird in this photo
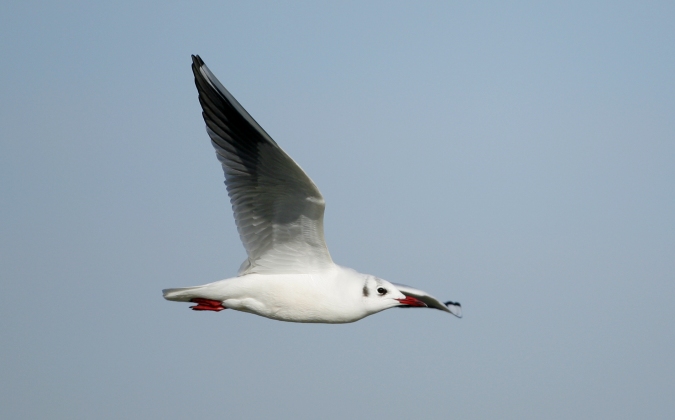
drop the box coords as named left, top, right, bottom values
left=162, top=55, right=462, bottom=324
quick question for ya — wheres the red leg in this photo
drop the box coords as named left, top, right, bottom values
left=190, top=298, right=226, bottom=312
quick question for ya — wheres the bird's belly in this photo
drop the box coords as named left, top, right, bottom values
left=223, top=296, right=363, bottom=324
left=214, top=272, right=367, bottom=324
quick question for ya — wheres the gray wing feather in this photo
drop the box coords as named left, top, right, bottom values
left=191, top=55, right=334, bottom=274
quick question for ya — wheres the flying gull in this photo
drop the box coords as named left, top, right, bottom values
left=163, top=55, right=462, bottom=323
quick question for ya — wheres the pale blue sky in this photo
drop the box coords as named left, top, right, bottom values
left=1, top=1, right=674, bottom=419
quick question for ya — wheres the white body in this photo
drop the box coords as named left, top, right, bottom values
left=165, top=266, right=407, bottom=323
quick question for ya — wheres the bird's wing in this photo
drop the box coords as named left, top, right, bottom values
left=393, top=283, right=462, bottom=318
left=191, top=55, right=334, bottom=275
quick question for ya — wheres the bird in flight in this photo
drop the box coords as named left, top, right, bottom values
left=162, top=55, right=462, bottom=323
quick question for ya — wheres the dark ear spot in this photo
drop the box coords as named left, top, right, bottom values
left=362, top=283, right=369, bottom=297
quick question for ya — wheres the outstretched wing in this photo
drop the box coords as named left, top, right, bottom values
left=191, top=55, right=334, bottom=275
left=394, top=283, right=462, bottom=318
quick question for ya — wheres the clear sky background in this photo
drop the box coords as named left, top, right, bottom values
left=1, top=1, right=673, bottom=419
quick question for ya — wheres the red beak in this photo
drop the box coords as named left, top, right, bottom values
left=397, top=296, right=427, bottom=307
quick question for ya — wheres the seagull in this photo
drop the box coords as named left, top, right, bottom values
left=162, top=55, right=462, bottom=323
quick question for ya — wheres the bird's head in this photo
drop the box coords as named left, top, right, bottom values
left=360, top=276, right=427, bottom=314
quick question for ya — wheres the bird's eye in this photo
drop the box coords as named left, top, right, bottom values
left=377, top=287, right=387, bottom=295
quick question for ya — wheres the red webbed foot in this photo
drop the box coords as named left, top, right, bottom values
left=190, top=298, right=226, bottom=312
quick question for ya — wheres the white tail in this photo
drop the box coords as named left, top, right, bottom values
left=162, top=285, right=208, bottom=302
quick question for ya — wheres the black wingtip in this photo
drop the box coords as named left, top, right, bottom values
left=191, top=54, right=204, bottom=67
left=444, top=301, right=463, bottom=318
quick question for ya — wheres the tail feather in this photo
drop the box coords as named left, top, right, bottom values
left=162, top=285, right=208, bottom=302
